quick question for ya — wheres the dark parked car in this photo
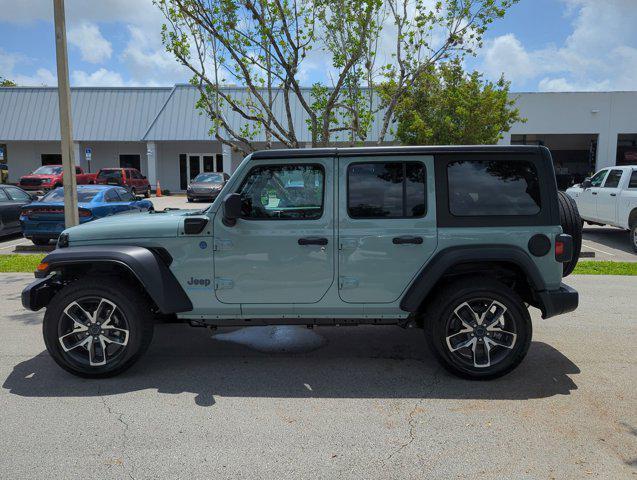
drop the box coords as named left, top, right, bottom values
left=20, top=185, right=153, bottom=245
left=95, top=168, right=151, bottom=197
left=0, top=185, right=37, bottom=236
left=187, top=172, right=230, bottom=202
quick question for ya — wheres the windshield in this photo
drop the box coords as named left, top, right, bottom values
left=193, top=173, right=223, bottom=183
left=42, top=188, right=101, bottom=203
left=33, top=166, right=63, bottom=175
left=97, top=169, right=122, bottom=180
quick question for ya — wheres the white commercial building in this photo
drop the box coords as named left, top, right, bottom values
left=0, top=86, right=635, bottom=191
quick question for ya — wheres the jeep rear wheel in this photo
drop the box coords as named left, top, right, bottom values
left=43, top=278, right=154, bottom=378
left=424, top=277, right=532, bottom=380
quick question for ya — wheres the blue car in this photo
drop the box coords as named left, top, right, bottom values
left=20, top=185, right=153, bottom=245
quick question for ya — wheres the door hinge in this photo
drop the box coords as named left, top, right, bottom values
left=214, top=278, right=234, bottom=290
left=339, top=238, right=358, bottom=251
left=214, top=239, right=233, bottom=251
left=339, top=276, right=359, bottom=289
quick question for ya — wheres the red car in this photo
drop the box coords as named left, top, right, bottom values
left=95, top=168, right=151, bottom=197
left=19, top=165, right=96, bottom=192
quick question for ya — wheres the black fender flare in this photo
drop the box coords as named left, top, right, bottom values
left=400, top=245, right=547, bottom=312
left=23, top=246, right=192, bottom=313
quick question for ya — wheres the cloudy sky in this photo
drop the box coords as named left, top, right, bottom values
left=0, top=0, right=635, bottom=92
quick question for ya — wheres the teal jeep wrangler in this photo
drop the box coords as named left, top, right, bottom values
left=22, top=146, right=581, bottom=380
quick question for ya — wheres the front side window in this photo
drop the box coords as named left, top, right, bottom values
left=6, top=187, right=31, bottom=201
left=347, top=162, right=426, bottom=218
left=589, top=169, right=607, bottom=187
left=447, top=160, right=541, bottom=216
left=237, top=164, right=324, bottom=220
left=603, top=169, right=623, bottom=188
left=0, top=189, right=8, bottom=201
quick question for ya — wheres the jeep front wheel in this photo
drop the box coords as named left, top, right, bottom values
left=43, top=278, right=154, bottom=378
left=424, top=278, right=532, bottom=380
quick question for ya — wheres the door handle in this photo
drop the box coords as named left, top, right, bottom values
left=610, top=193, right=617, bottom=197
left=298, top=237, right=328, bottom=246
left=591, top=192, right=598, bottom=195
left=392, top=236, right=423, bottom=245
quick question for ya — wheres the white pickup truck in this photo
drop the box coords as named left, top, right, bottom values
left=566, top=166, right=637, bottom=252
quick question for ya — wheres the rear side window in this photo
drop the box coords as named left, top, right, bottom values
left=629, top=171, right=637, bottom=189
left=347, top=162, right=426, bottom=218
left=603, top=169, right=623, bottom=188
left=447, top=160, right=541, bottom=216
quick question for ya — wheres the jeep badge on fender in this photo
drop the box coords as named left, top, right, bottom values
left=22, top=146, right=580, bottom=379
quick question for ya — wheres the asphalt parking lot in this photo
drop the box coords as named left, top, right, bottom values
left=2, top=194, right=636, bottom=262
left=0, top=273, right=635, bottom=479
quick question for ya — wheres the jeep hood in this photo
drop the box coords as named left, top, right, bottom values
left=64, top=209, right=197, bottom=242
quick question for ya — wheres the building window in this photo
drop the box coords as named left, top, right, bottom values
left=119, top=154, right=141, bottom=170
left=41, top=154, right=62, bottom=165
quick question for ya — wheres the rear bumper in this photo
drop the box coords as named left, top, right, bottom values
left=537, top=283, right=579, bottom=319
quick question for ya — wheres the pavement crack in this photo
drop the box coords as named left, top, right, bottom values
left=98, top=385, right=134, bottom=477
left=385, top=368, right=441, bottom=462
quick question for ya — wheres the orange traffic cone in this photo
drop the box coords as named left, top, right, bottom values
left=156, top=180, right=162, bottom=197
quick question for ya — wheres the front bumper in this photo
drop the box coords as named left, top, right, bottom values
left=537, top=283, right=578, bottom=319
left=22, top=274, right=58, bottom=311
left=187, top=190, right=221, bottom=200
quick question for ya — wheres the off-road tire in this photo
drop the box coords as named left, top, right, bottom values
left=558, top=191, right=582, bottom=277
left=631, top=223, right=637, bottom=253
left=423, top=277, right=532, bottom=380
left=31, top=237, right=50, bottom=246
left=144, top=187, right=151, bottom=198
left=43, top=277, right=154, bottom=378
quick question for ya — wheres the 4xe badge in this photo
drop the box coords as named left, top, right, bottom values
left=187, top=277, right=212, bottom=289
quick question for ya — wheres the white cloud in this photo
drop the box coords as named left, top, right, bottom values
left=71, top=68, right=125, bottom=87
left=0, top=48, right=56, bottom=85
left=67, top=22, right=112, bottom=64
left=480, top=0, right=637, bottom=91
left=120, top=25, right=190, bottom=85
left=482, top=34, right=536, bottom=83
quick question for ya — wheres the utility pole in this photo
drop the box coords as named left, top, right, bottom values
left=53, top=0, right=78, bottom=227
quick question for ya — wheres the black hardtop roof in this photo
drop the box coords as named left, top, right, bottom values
left=251, top=145, right=546, bottom=160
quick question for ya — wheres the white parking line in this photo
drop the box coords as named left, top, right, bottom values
left=582, top=242, right=615, bottom=256
left=0, top=239, right=29, bottom=251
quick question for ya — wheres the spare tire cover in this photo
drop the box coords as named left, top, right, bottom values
left=557, top=191, right=582, bottom=277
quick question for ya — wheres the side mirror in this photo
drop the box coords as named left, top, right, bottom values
left=29, top=193, right=39, bottom=201
left=222, top=193, right=242, bottom=227
left=581, top=178, right=592, bottom=189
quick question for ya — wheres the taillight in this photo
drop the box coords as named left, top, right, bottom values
left=78, top=209, right=92, bottom=218
left=555, top=234, right=573, bottom=263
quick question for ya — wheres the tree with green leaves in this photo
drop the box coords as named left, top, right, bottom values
left=0, top=76, right=16, bottom=87
left=156, top=0, right=518, bottom=152
left=386, top=59, right=523, bottom=145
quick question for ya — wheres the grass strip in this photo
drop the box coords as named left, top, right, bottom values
left=0, top=254, right=46, bottom=273
left=573, top=261, right=637, bottom=275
